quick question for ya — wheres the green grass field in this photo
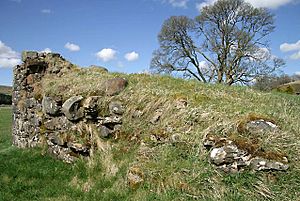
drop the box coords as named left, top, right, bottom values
left=0, top=107, right=76, bottom=201
left=0, top=108, right=131, bottom=200
left=0, top=107, right=120, bottom=201
left=1, top=71, right=300, bottom=200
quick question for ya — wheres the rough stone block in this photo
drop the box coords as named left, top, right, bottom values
left=62, top=96, right=84, bottom=121
left=42, top=96, right=60, bottom=115
left=105, top=78, right=128, bottom=96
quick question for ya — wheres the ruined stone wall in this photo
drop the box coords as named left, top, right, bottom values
left=12, top=51, right=289, bottom=172
left=12, top=51, right=127, bottom=162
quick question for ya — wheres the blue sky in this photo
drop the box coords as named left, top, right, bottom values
left=0, top=0, right=299, bottom=86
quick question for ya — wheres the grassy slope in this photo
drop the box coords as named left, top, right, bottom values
left=277, top=80, right=300, bottom=94
left=0, top=85, right=12, bottom=95
left=1, top=69, right=300, bottom=200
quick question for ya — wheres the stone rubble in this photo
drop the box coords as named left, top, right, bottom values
left=204, top=133, right=289, bottom=173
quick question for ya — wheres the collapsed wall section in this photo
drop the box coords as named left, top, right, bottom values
left=12, top=51, right=127, bottom=162
left=11, top=51, right=289, bottom=174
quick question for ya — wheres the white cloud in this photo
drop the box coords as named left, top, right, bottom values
left=280, top=40, right=300, bottom=52
left=245, top=0, right=293, bottom=9
left=124, top=51, right=139, bottom=61
left=168, top=0, right=189, bottom=8
left=196, top=0, right=295, bottom=11
left=41, top=9, right=51, bottom=14
left=64, top=42, right=80, bottom=52
left=160, top=0, right=189, bottom=8
left=40, top=48, right=52, bottom=53
left=0, top=41, right=21, bottom=68
left=280, top=40, right=300, bottom=60
left=295, top=72, right=300, bottom=76
left=196, top=0, right=215, bottom=11
left=96, top=48, right=117, bottom=62
left=290, top=51, right=300, bottom=60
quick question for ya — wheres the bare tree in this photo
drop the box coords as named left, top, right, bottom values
left=151, top=0, right=284, bottom=85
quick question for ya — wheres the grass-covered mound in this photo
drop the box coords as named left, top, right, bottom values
left=2, top=68, right=300, bottom=200
left=0, top=85, right=12, bottom=95
left=277, top=80, right=300, bottom=95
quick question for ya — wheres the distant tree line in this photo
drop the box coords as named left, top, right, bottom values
left=253, top=73, right=300, bottom=92
left=0, top=93, right=12, bottom=105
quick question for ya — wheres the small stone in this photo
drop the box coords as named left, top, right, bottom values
left=51, top=66, right=60, bottom=74
left=62, top=96, right=84, bottom=121
left=83, top=96, right=100, bottom=109
left=44, top=119, right=56, bottom=130
left=203, top=135, right=217, bottom=148
left=150, top=109, right=163, bottom=124
left=206, top=134, right=289, bottom=173
left=246, top=119, right=278, bottom=134
left=48, top=133, right=65, bottom=146
left=98, top=126, right=113, bottom=138
left=83, top=96, right=100, bottom=119
left=170, top=134, right=180, bottom=143
left=250, top=157, right=289, bottom=171
left=210, top=147, right=227, bottom=165
left=102, top=116, right=122, bottom=125
left=68, top=142, right=89, bottom=156
left=109, top=101, right=124, bottom=115
left=26, top=98, right=36, bottom=108
left=150, top=135, right=157, bottom=142
left=266, top=161, right=289, bottom=171
left=43, top=117, right=69, bottom=131
left=113, top=124, right=122, bottom=131
left=210, top=144, right=249, bottom=168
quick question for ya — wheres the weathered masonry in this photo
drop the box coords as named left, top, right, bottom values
left=12, top=51, right=127, bottom=162
left=12, top=51, right=289, bottom=173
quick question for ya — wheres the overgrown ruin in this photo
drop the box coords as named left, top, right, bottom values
left=12, top=51, right=290, bottom=175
